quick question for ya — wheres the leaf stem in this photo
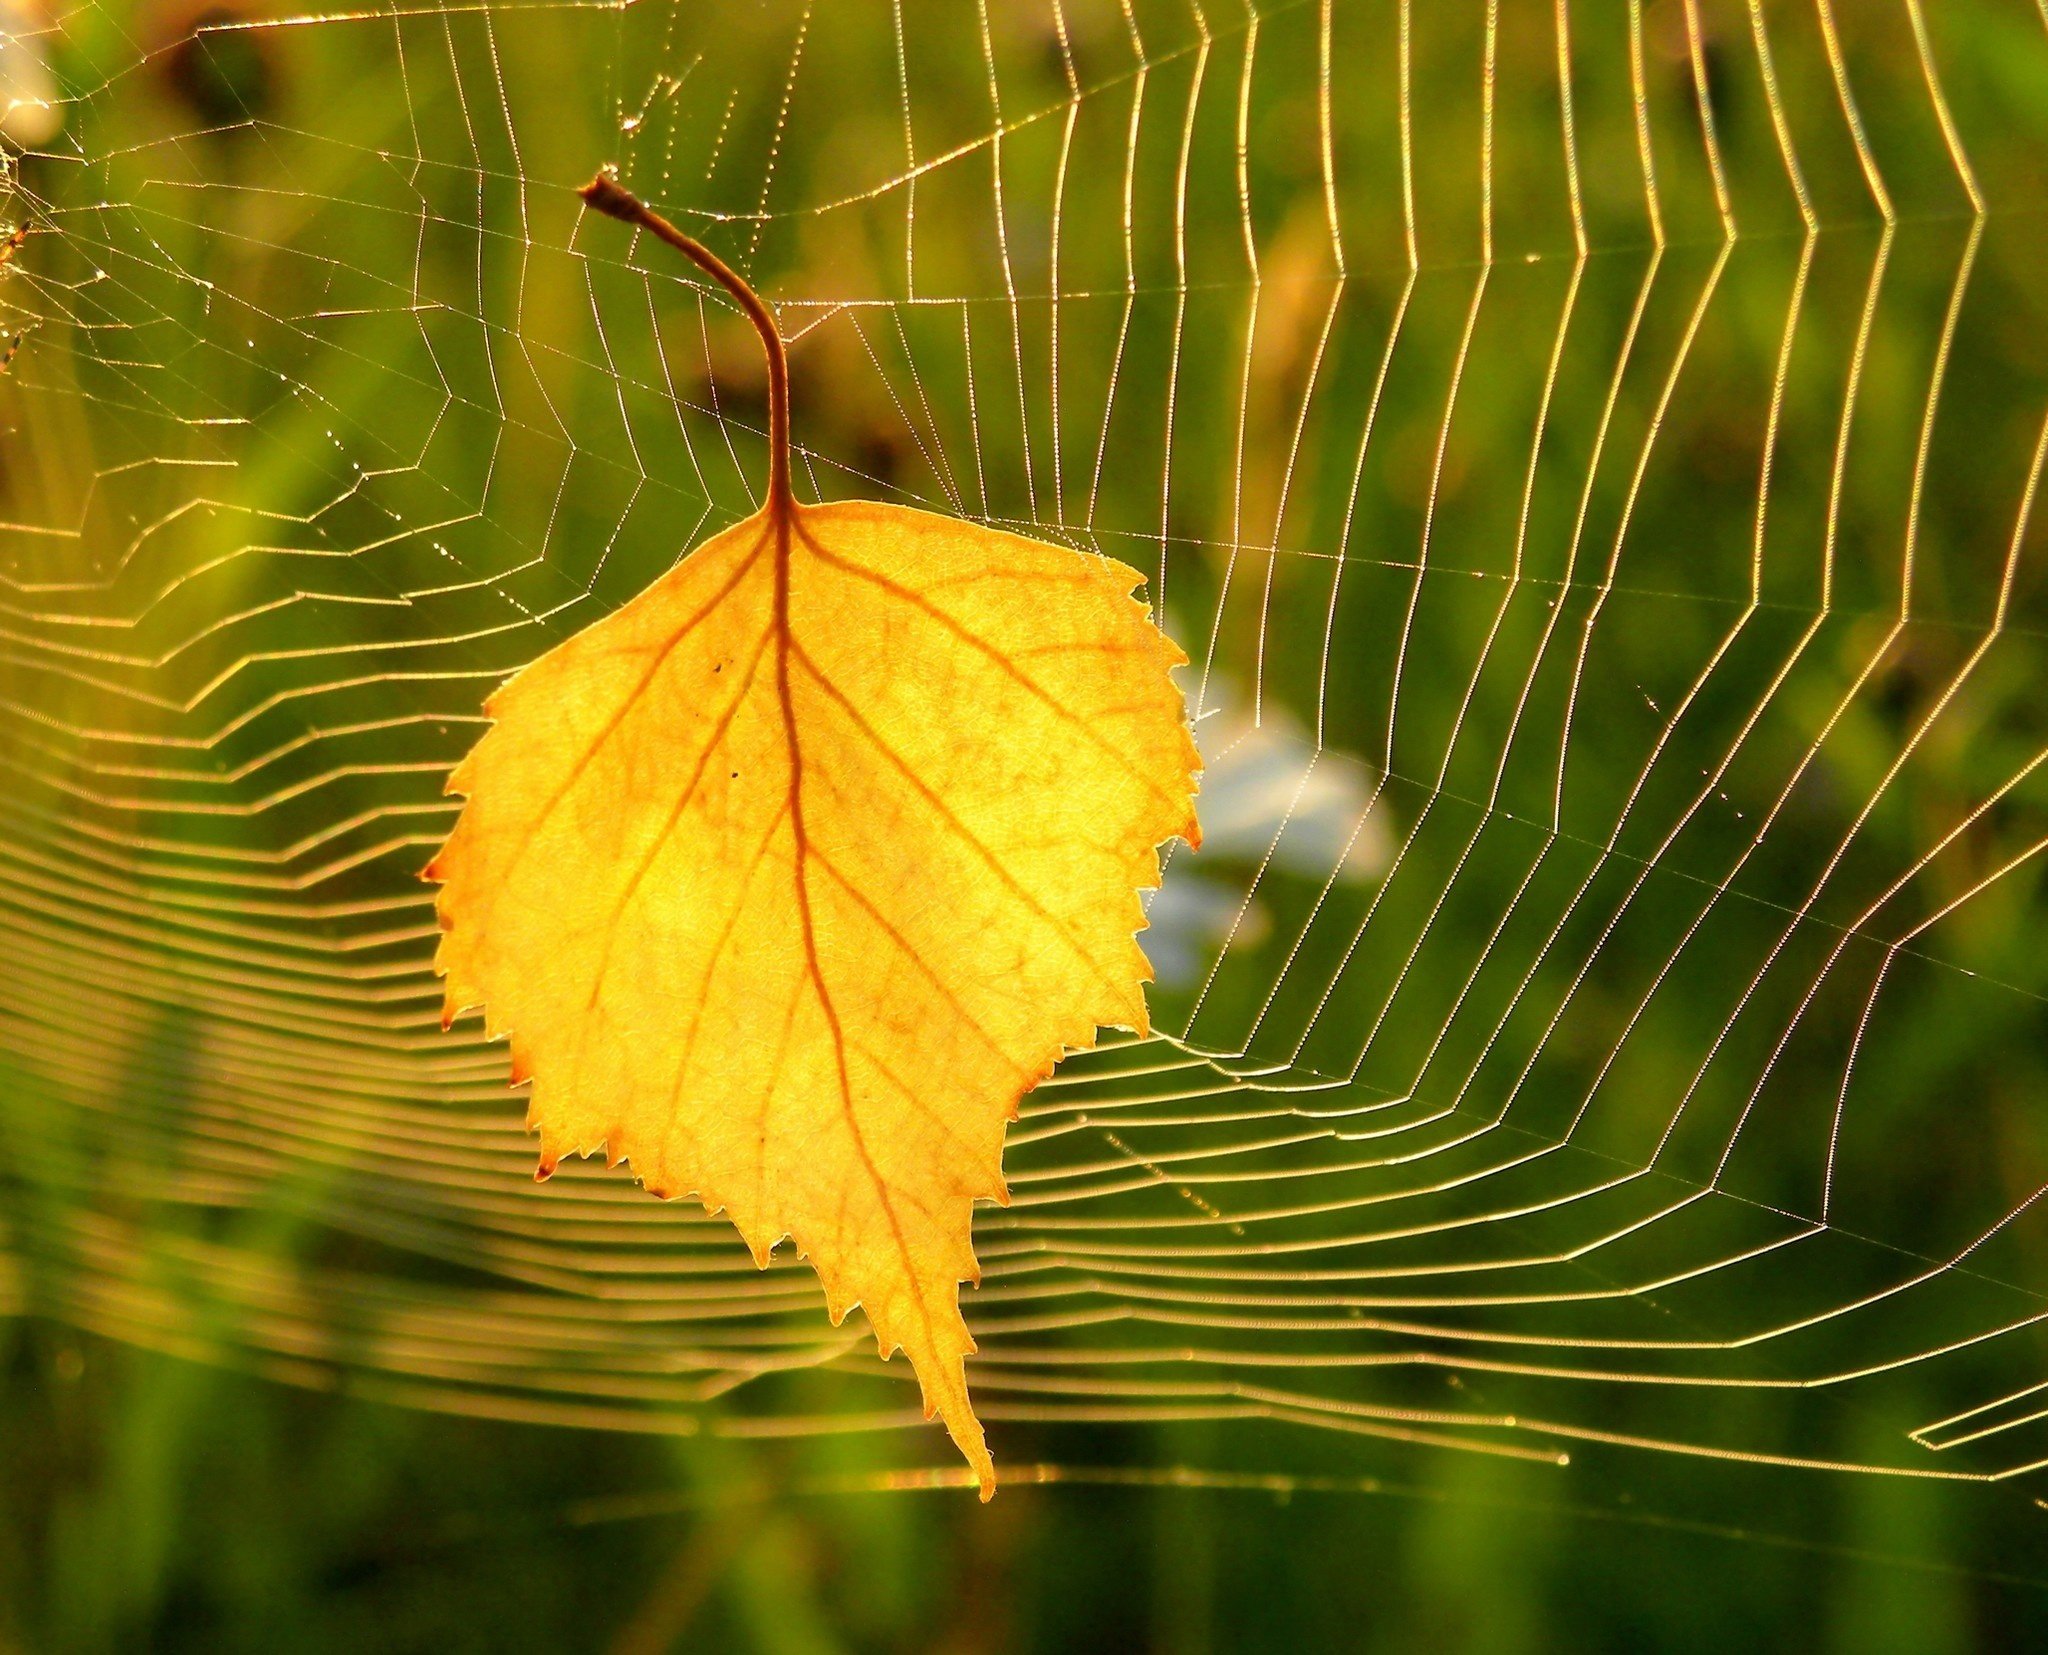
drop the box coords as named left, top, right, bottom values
left=579, top=171, right=794, bottom=516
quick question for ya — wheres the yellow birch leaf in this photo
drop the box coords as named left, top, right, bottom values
left=427, top=175, right=1200, bottom=1498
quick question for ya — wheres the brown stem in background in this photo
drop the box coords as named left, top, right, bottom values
left=579, top=171, right=793, bottom=516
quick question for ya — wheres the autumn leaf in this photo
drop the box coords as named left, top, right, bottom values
left=426, top=173, right=1200, bottom=1498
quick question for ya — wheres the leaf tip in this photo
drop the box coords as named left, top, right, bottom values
left=943, top=1407, right=997, bottom=1502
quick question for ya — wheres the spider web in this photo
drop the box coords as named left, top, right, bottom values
left=5, top=0, right=2048, bottom=1539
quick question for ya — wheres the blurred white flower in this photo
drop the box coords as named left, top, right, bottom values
left=1142, top=871, right=1251, bottom=989
left=1, top=0, right=61, bottom=150
left=1143, top=675, right=1391, bottom=987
